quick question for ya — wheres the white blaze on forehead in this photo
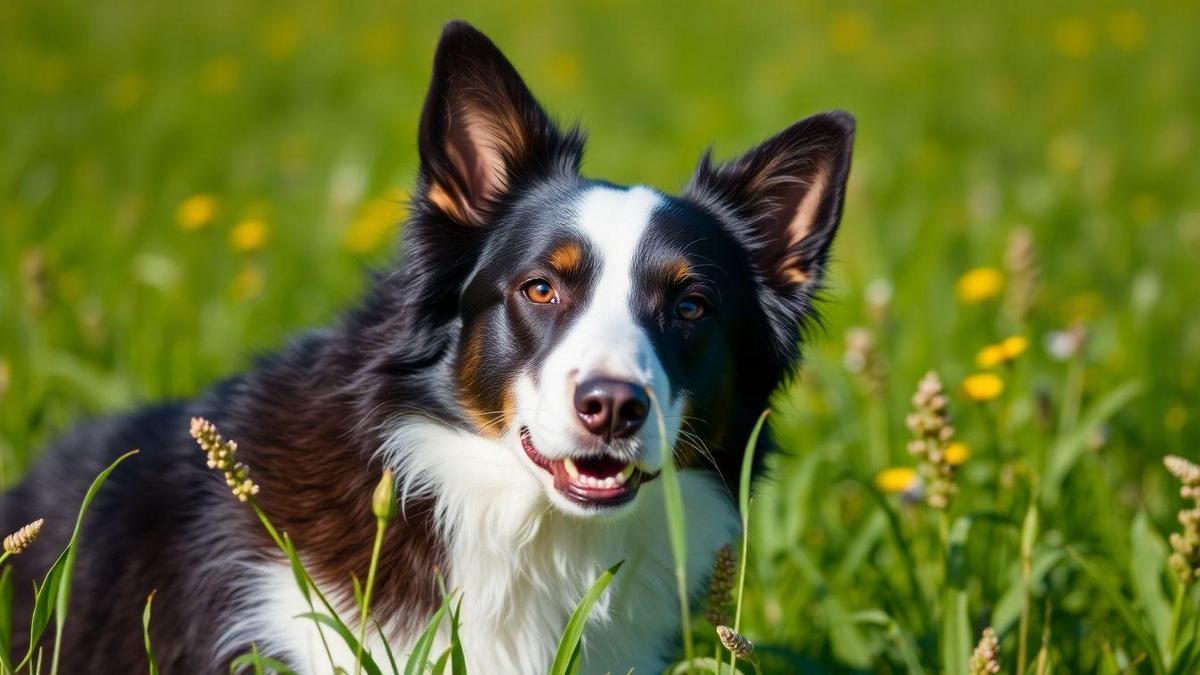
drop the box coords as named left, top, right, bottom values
left=515, top=185, right=683, bottom=469
left=564, top=185, right=660, bottom=380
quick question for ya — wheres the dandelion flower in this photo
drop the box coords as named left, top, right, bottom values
left=230, top=219, right=269, bottom=253
left=201, top=57, right=242, bottom=95
left=1000, top=335, right=1028, bottom=359
left=875, top=467, right=920, bottom=494
left=969, top=626, right=1001, bottom=674
left=956, top=268, right=1004, bottom=304
left=945, top=442, right=971, bottom=467
left=963, top=373, right=1004, bottom=401
left=1107, top=9, right=1147, bottom=51
left=976, top=344, right=1007, bottom=369
left=231, top=267, right=265, bottom=301
left=345, top=197, right=401, bottom=253
left=977, top=336, right=1028, bottom=369
left=3, top=518, right=44, bottom=555
left=177, top=194, right=217, bottom=231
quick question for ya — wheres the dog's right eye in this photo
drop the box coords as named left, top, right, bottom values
left=521, top=279, right=559, bottom=304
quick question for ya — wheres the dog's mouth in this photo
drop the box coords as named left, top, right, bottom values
left=520, top=427, right=659, bottom=508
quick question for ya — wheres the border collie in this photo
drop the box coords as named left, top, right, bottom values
left=2, top=20, right=853, bottom=674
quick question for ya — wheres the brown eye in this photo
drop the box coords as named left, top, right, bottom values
left=522, top=279, right=559, bottom=304
left=675, top=296, right=707, bottom=321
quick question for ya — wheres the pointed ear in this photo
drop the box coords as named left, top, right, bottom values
left=417, top=21, right=584, bottom=225
left=685, top=111, right=855, bottom=289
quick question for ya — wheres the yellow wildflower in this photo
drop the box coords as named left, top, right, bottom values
left=344, top=197, right=400, bottom=253
left=261, top=16, right=304, bottom=60
left=106, top=73, right=145, bottom=110
left=202, top=57, right=242, bottom=95
left=1053, top=18, right=1095, bottom=59
left=827, top=11, right=873, bottom=55
left=1106, top=9, right=1146, bottom=52
left=0, top=357, right=10, bottom=398
left=177, top=194, right=217, bottom=231
left=231, top=267, right=265, bottom=301
left=230, top=219, right=269, bottom=253
left=945, top=442, right=971, bottom=467
left=876, top=467, right=920, bottom=494
left=977, top=336, right=1028, bottom=368
left=976, top=344, right=1007, bottom=369
left=1000, top=335, right=1028, bottom=359
left=956, top=268, right=1004, bottom=304
left=963, top=373, right=1004, bottom=401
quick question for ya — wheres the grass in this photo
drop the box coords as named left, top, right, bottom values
left=3, top=0, right=1200, bottom=672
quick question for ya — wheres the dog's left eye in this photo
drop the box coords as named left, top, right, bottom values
left=521, top=279, right=559, bottom=304
left=675, top=296, right=708, bottom=321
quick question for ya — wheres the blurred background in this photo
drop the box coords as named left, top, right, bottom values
left=2, top=0, right=1199, bottom=671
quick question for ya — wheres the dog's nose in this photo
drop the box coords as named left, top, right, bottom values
left=573, top=378, right=650, bottom=440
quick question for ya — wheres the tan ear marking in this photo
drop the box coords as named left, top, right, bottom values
left=786, top=166, right=829, bottom=249
left=428, top=182, right=470, bottom=223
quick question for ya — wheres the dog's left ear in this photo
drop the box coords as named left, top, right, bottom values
left=685, top=111, right=855, bottom=290
left=417, top=21, right=583, bottom=226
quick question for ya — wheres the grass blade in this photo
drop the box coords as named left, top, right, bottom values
left=549, top=560, right=624, bottom=675
left=373, top=618, right=399, bottom=675
left=403, top=599, right=449, bottom=675
left=16, top=450, right=137, bottom=673
left=0, top=566, right=12, bottom=672
left=650, top=391, right=694, bottom=666
left=295, top=612, right=384, bottom=675
left=1066, top=546, right=1165, bottom=675
left=1043, top=381, right=1141, bottom=506
left=1130, top=511, right=1171, bottom=657
left=230, top=648, right=299, bottom=675
left=143, top=590, right=159, bottom=675
left=730, top=410, right=769, bottom=674
left=448, top=596, right=466, bottom=675
left=941, top=515, right=973, bottom=675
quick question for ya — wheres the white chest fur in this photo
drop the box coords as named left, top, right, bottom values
left=225, top=422, right=739, bottom=674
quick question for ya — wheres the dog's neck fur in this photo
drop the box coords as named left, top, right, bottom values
left=235, top=416, right=737, bottom=673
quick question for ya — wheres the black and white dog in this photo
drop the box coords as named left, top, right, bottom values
left=3, top=21, right=853, bottom=673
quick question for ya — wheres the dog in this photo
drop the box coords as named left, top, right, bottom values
left=2, top=20, right=853, bottom=674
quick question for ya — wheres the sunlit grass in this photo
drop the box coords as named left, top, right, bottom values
left=2, top=0, right=1200, bottom=672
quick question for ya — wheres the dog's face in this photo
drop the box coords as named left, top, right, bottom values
left=407, top=22, right=853, bottom=518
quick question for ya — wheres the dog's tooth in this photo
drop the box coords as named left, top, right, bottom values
left=563, top=458, right=580, bottom=479
left=601, top=476, right=616, bottom=489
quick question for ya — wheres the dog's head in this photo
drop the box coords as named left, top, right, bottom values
left=398, top=22, right=853, bottom=517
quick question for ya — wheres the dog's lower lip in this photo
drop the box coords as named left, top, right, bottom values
left=519, top=427, right=659, bottom=507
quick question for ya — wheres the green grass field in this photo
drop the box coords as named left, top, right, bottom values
left=3, top=1, right=1200, bottom=672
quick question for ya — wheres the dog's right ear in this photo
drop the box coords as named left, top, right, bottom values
left=417, top=21, right=584, bottom=226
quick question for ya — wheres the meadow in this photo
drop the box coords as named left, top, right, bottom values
left=3, top=0, right=1200, bottom=672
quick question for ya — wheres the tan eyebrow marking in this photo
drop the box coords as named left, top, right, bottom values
left=664, top=258, right=694, bottom=286
left=547, top=242, right=583, bottom=274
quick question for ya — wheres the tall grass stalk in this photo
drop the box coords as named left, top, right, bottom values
left=1017, top=501, right=1039, bottom=675
left=355, top=470, right=395, bottom=675
left=649, top=391, right=694, bottom=670
left=729, top=411, right=769, bottom=675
